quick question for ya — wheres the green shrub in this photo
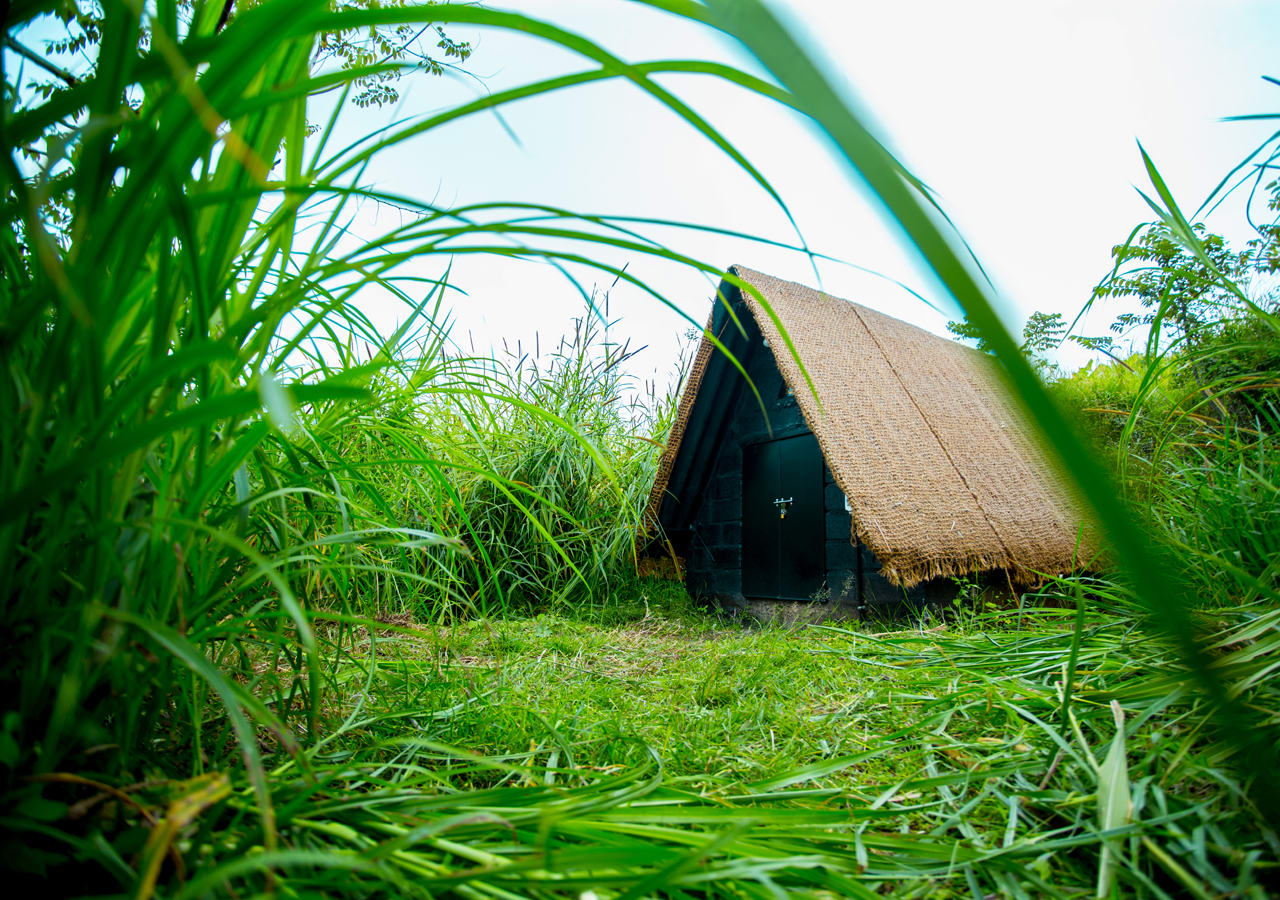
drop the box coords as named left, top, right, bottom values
left=1051, top=355, right=1180, bottom=465
left=1193, top=309, right=1280, bottom=421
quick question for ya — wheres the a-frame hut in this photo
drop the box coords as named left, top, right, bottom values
left=646, top=266, right=1090, bottom=620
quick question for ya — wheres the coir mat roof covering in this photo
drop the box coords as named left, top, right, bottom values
left=647, top=266, right=1096, bottom=588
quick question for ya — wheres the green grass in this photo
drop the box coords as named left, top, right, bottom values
left=348, top=613, right=1019, bottom=793
left=4, top=0, right=1280, bottom=896
left=178, top=581, right=1272, bottom=897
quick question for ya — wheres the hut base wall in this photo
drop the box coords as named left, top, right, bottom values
left=740, top=595, right=859, bottom=626
left=721, top=577, right=961, bottom=625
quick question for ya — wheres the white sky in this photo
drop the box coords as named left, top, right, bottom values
left=333, top=0, right=1277, bottom=386
left=29, top=1, right=1280, bottom=386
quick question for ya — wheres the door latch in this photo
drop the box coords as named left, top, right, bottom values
left=773, top=496, right=794, bottom=519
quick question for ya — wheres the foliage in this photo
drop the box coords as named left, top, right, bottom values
left=1084, top=135, right=1280, bottom=412
left=946, top=309, right=1067, bottom=377
left=19, top=0, right=472, bottom=107
left=1092, top=153, right=1279, bottom=344
left=8, top=0, right=471, bottom=238
left=1096, top=223, right=1253, bottom=345
left=1151, top=419, right=1280, bottom=601
left=1053, top=107, right=1280, bottom=477
left=1050, top=355, right=1185, bottom=470
left=42, top=591, right=1264, bottom=898
left=305, top=300, right=678, bottom=621
left=1051, top=318, right=1280, bottom=490
left=1192, top=308, right=1280, bottom=420
left=311, top=1, right=473, bottom=107
left=443, top=307, right=674, bottom=613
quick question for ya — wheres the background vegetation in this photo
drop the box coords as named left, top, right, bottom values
left=2, top=1, right=1279, bottom=897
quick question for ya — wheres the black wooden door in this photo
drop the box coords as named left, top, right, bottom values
left=741, top=433, right=825, bottom=601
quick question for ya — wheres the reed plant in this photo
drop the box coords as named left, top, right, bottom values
left=306, top=297, right=679, bottom=621
left=435, top=303, right=676, bottom=614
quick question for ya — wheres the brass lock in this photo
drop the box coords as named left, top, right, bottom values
left=773, top=497, right=793, bottom=519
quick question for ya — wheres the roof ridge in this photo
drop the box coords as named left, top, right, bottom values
left=846, top=302, right=1016, bottom=569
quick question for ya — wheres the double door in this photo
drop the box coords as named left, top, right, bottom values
left=742, top=433, right=825, bottom=601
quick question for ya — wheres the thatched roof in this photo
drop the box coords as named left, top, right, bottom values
left=647, top=265, right=1094, bottom=588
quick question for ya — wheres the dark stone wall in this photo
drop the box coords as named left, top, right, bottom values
left=683, top=313, right=956, bottom=618
left=822, top=467, right=857, bottom=606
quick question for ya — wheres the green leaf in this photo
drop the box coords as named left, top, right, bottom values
left=0, top=733, right=19, bottom=769
left=1096, top=699, right=1131, bottom=898
left=258, top=373, right=301, bottom=439
left=14, top=796, right=68, bottom=822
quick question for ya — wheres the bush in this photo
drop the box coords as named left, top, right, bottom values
left=1051, top=354, right=1193, bottom=480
